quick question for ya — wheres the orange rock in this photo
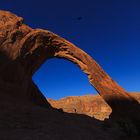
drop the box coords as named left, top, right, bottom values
left=0, top=10, right=140, bottom=140
left=48, top=93, right=140, bottom=120
left=0, top=10, right=139, bottom=119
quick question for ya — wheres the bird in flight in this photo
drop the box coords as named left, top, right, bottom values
left=77, top=17, right=83, bottom=20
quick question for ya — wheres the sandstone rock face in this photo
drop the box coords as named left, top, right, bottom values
left=0, top=10, right=140, bottom=140
left=0, top=11, right=137, bottom=109
left=130, top=92, right=140, bottom=103
left=48, top=94, right=112, bottom=121
left=0, top=10, right=137, bottom=113
left=48, top=93, right=140, bottom=120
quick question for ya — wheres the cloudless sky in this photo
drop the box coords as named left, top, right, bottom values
left=0, top=0, right=140, bottom=99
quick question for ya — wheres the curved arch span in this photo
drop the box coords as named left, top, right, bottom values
left=0, top=10, right=137, bottom=112
left=19, top=29, right=132, bottom=107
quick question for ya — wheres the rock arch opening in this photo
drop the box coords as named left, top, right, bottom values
left=0, top=10, right=138, bottom=116
left=33, top=58, right=97, bottom=100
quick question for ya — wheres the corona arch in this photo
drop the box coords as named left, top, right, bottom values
left=0, top=10, right=137, bottom=112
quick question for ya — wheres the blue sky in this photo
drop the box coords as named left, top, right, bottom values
left=0, top=0, right=140, bottom=99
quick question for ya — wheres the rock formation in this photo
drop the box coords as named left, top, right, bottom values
left=0, top=10, right=140, bottom=140
left=48, top=92, right=140, bottom=120
left=0, top=10, right=138, bottom=114
left=48, top=94, right=112, bottom=120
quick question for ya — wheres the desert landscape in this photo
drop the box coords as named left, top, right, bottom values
left=48, top=92, right=140, bottom=121
left=0, top=10, right=140, bottom=140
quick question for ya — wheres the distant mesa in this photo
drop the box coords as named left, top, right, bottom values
left=48, top=94, right=112, bottom=121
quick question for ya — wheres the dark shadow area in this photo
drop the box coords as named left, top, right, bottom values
left=105, top=97, right=140, bottom=137
left=1, top=85, right=140, bottom=140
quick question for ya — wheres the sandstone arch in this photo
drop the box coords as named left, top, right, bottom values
left=0, top=10, right=138, bottom=113
left=19, top=29, right=132, bottom=103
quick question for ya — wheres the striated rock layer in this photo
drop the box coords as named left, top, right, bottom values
left=48, top=93, right=140, bottom=120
